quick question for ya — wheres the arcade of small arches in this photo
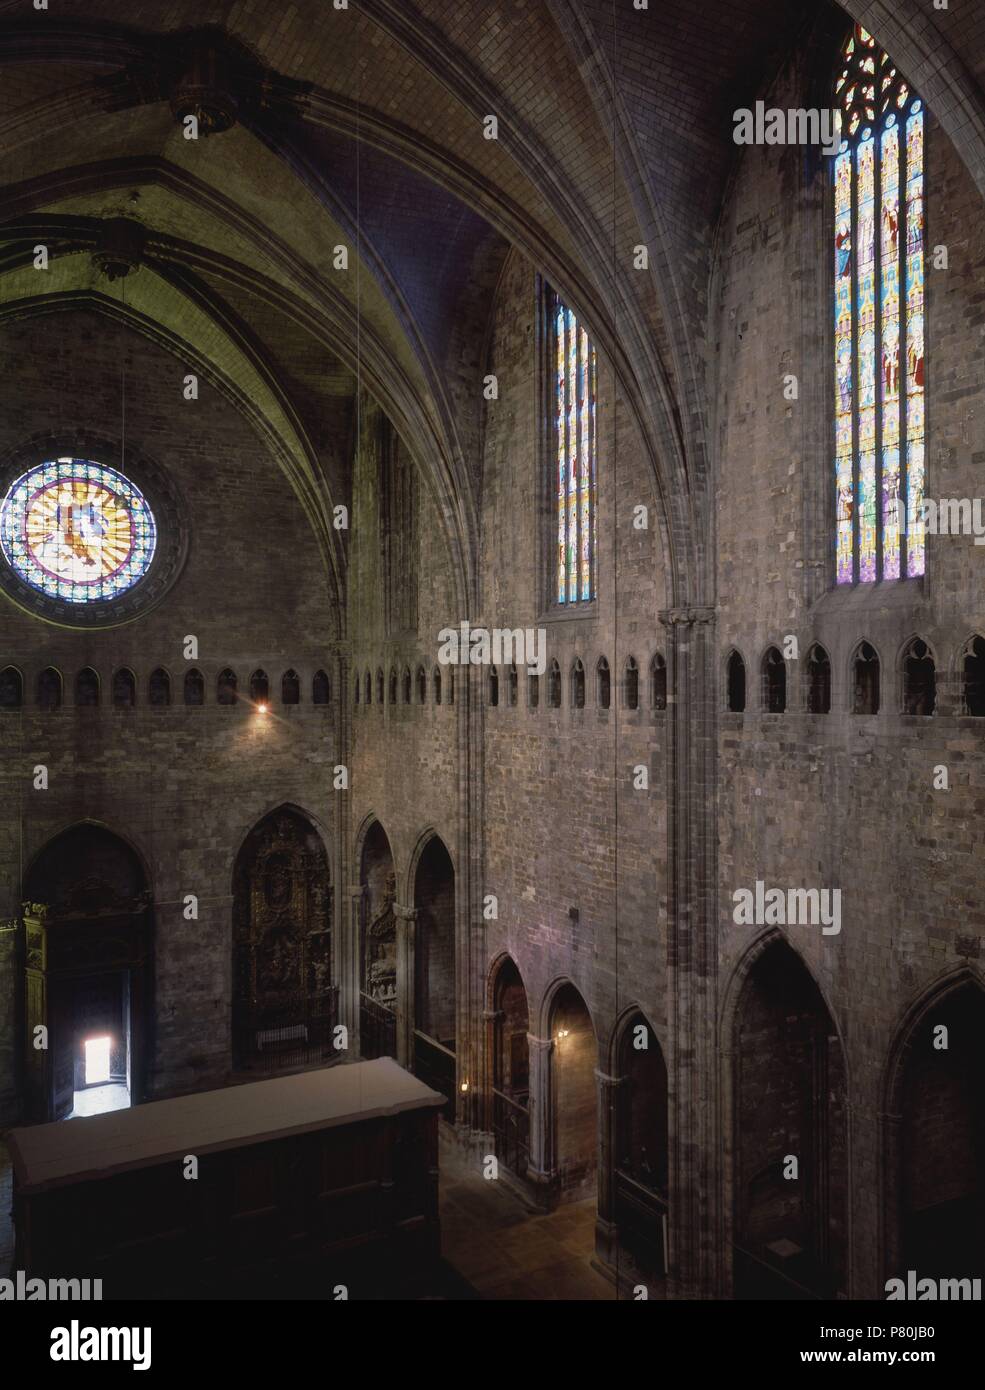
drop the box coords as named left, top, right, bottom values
left=0, top=665, right=334, bottom=710
left=725, top=635, right=985, bottom=717
left=352, top=653, right=668, bottom=713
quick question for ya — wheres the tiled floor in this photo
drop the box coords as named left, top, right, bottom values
left=437, top=1129, right=615, bottom=1299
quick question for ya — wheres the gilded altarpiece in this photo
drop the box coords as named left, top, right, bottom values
left=233, top=812, right=334, bottom=1070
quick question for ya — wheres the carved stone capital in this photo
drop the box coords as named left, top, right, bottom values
left=658, top=605, right=716, bottom=628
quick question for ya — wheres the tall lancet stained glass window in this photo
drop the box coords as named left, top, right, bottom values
left=550, top=290, right=597, bottom=603
left=834, top=25, right=925, bottom=584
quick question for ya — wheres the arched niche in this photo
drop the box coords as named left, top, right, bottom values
left=231, top=807, right=333, bottom=1073
left=412, top=835, right=456, bottom=1118
left=732, top=939, right=847, bottom=1299
left=359, top=819, right=397, bottom=1060
left=23, top=823, right=152, bottom=1121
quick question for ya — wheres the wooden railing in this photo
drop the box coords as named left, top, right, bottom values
left=359, top=991, right=396, bottom=1060
left=614, top=1168, right=667, bottom=1276
left=413, top=1031, right=456, bottom=1121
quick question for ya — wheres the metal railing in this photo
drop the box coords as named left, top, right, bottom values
left=491, top=1087, right=530, bottom=1178
left=233, top=987, right=338, bottom=1072
left=413, top=1031, right=456, bottom=1121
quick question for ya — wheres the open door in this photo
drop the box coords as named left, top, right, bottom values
left=23, top=914, right=74, bottom=1121
left=23, top=825, right=152, bottom=1122
left=49, top=977, right=76, bottom=1120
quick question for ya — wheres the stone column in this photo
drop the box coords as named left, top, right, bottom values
left=594, top=1069, right=626, bottom=1267
left=660, top=605, right=719, bottom=1299
left=482, top=1008, right=503, bottom=1135
left=394, top=903, right=417, bottom=1070
left=525, top=1032, right=555, bottom=1203
left=345, top=885, right=364, bottom=1058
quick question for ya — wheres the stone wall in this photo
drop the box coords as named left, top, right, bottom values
left=0, top=311, right=339, bottom=1117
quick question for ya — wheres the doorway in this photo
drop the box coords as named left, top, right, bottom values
left=23, top=825, right=151, bottom=1123
left=66, top=970, right=131, bottom=1118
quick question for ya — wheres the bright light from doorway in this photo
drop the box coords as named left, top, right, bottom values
left=84, top=1035, right=111, bottom=1085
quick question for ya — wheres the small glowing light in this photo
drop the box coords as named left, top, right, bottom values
left=460, top=1080, right=469, bottom=1092
left=257, top=702, right=268, bottom=715
left=556, top=1028, right=570, bottom=1041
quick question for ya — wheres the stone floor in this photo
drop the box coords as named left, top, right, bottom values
left=69, top=1082, right=130, bottom=1118
left=437, top=1128, right=615, bottom=1299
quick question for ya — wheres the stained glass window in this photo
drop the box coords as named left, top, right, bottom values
left=833, top=26, right=925, bottom=583
left=0, top=457, right=156, bottom=602
left=550, top=288, right=597, bottom=603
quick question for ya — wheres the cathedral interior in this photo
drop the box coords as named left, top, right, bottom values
left=0, top=0, right=983, bottom=1311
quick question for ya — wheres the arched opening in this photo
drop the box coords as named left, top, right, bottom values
left=614, top=1012, right=669, bottom=1280
left=624, top=656, right=639, bottom=710
left=902, top=638, right=936, bottom=715
left=312, top=669, right=330, bottom=705
left=403, top=667, right=412, bottom=704
left=389, top=667, right=398, bottom=705
left=38, top=666, right=62, bottom=711
left=549, top=983, right=597, bottom=1203
left=490, top=958, right=530, bottom=1180
left=894, top=982, right=985, bottom=1278
left=75, top=667, right=100, bottom=708
left=0, top=665, right=23, bottom=709
left=184, top=669, right=205, bottom=706
left=433, top=667, right=442, bottom=705
left=413, top=836, right=456, bottom=1119
left=727, top=650, right=746, bottom=712
left=805, top=644, right=831, bottom=714
left=852, top=641, right=880, bottom=714
left=548, top=659, right=561, bottom=708
left=528, top=671, right=539, bottom=709
left=488, top=664, right=499, bottom=707
left=650, top=653, right=667, bottom=710
left=360, top=820, right=397, bottom=1060
left=733, top=941, right=848, bottom=1298
left=376, top=668, right=384, bottom=705
left=148, top=667, right=171, bottom=707
left=570, top=658, right=585, bottom=709
left=417, top=665, right=427, bottom=704
left=282, top=669, right=300, bottom=705
left=112, top=668, right=136, bottom=709
left=962, top=636, right=985, bottom=715
left=353, top=674, right=360, bottom=706
left=364, top=669, right=372, bottom=705
left=508, top=662, right=518, bottom=706
left=217, top=668, right=238, bottom=706
left=250, top=669, right=270, bottom=703
left=761, top=647, right=786, bottom=713
left=232, top=808, right=334, bottom=1073
left=596, top=656, right=610, bottom=710
left=23, top=825, right=151, bottom=1121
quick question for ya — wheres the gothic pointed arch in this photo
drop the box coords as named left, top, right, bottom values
left=232, top=806, right=334, bottom=1072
